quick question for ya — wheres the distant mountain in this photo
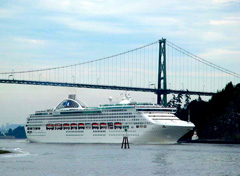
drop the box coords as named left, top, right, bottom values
left=4, top=126, right=26, bottom=139
left=0, top=124, right=24, bottom=132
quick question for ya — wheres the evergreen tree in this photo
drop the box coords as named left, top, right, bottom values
left=198, top=95, right=202, bottom=102
left=167, top=99, right=173, bottom=107
left=184, top=90, right=191, bottom=108
left=167, top=94, right=177, bottom=107
left=5, top=126, right=26, bottom=138
left=176, top=93, right=183, bottom=110
left=12, top=126, right=26, bottom=138
left=177, top=82, right=240, bottom=140
left=7, top=128, right=13, bottom=136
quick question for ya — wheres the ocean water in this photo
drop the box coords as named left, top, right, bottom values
left=0, top=140, right=240, bottom=176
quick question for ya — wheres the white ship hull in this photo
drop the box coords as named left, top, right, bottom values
left=25, top=123, right=192, bottom=144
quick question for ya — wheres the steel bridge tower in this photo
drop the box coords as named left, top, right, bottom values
left=157, top=38, right=167, bottom=106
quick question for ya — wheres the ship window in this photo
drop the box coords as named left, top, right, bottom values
left=56, top=100, right=79, bottom=109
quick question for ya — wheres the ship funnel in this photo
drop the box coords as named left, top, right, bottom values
left=68, top=94, right=76, bottom=100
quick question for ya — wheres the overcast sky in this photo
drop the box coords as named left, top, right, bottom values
left=0, top=0, right=240, bottom=126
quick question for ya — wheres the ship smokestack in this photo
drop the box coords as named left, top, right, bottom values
left=68, top=94, right=76, bottom=100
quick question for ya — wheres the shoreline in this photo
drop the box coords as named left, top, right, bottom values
left=179, top=139, right=240, bottom=144
left=0, top=149, right=11, bottom=154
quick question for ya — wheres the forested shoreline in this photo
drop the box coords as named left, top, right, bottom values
left=176, top=82, right=240, bottom=141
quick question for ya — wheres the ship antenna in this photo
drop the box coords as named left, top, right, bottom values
left=108, top=96, right=113, bottom=103
left=188, top=109, right=190, bottom=122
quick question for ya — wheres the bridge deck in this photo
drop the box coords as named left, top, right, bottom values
left=0, top=79, right=215, bottom=96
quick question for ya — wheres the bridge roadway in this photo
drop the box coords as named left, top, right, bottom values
left=0, top=79, right=215, bottom=96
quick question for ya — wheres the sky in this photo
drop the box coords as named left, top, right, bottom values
left=0, top=0, right=240, bottom=126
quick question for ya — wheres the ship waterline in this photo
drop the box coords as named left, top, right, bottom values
left=25, top=94, right=194, bottom=144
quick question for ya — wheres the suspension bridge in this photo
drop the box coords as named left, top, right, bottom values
left=1, top=38, right=239, bottom=106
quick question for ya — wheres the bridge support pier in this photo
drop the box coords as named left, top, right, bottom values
left=157, top=38, right=167, bottom=106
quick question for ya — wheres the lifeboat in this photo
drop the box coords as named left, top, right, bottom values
left=100, top=123, right=107, bottom=129
left=63, top=123, right=70, bottom=129
left=46, top=124, right=54, bottom=130
left=114, top=122, right=122, bottom=129
left=71, top=123, right=77, bottom=129
left=114, top=122, right=122, bottom=126
left=78, top=123, right=85, bottom=129
left=55, top=124, right=62, bottom=130
left=92, top=123, right=99, bottom=129
left=46, top=124, right=54, bottom=127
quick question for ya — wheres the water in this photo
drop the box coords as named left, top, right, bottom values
left=1, top=140, right=240, bottom=176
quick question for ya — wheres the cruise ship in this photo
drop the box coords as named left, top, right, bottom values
left=25, top=94, right=195, bottom=144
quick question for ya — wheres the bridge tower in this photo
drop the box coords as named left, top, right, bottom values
left=157, top=38, right=167, bottom=106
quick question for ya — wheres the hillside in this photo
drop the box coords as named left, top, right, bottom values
left=4, top=126, right=26, bottom=139
left=177, top=82, right=240, bottom=141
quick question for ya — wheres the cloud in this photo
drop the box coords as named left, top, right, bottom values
left=201, top=49, right=240, bottom=56
left=136, top=16, right=184, bottom=28
left=210, top=17, right=240, bottom=25
left=201, top=32, right=227, bottom=41
left=38, top=0, right=141, bottom=16
left=14, top=38, right=47, bottom=46
left=36, top=0, right=233, bottom=38
left=38, top=0, right=220, bottom=16
left=0, top=5, right=24, bottom=19
left=0, top=8, right=14, bottom=18
left=1, top=0, right=240, bottom=127
left=212, top=0, right=240, bottom=3
left=49, top=17, right=134, bottom=34
left=199, top=48, right=240, bottom=68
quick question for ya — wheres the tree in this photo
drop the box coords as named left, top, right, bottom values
left=184, top=90, right=191, bottom=108
left=167, top=99, right=173, bottom=107
left=176, top=93, right=183, bottom=110
left=7, top=128, right=13, bottom=136
left=167, top=94, right=177, bottom=107
left=167, top=93, right=184, bottom=110
left=177, top=82, right=240, bottom=140
left=12, top=126, right=26, bottom=138
left=198, top=95, right=202, bottom=102
left=5, top=126, right=26, bottom=138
